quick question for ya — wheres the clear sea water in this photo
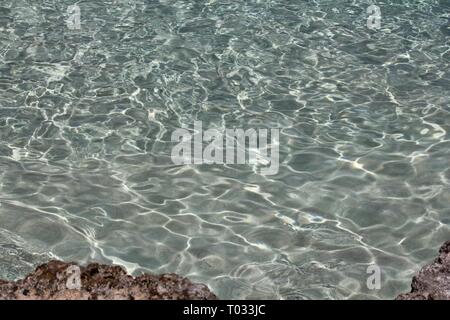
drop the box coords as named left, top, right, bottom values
left=0, top=0, right=449, bottom=299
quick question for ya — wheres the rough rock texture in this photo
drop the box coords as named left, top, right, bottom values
left=396, top=241, right=450, bottom=300
left=0, top=260, right=218, bottom=300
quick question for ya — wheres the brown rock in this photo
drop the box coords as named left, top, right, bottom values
left=396, top=241, right=450, bottom=300
left=0, top=260, right=218, bottom=300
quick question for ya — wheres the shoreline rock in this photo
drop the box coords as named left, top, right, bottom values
left=0, top=260, right=218, bottom=300
left=3, top=241, right=449, bottom=300
left=396, top=241, right=450, bottom=300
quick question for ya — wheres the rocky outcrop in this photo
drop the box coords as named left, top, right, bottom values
left=0, top=260, right=217, bottom=300
left=396, top=241, right=450, bottom=300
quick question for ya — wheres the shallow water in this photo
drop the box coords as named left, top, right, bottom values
left=0, top=0, right=449, bottom=299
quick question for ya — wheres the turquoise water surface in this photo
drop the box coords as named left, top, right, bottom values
left=0, top=0, right=449, bottom=299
